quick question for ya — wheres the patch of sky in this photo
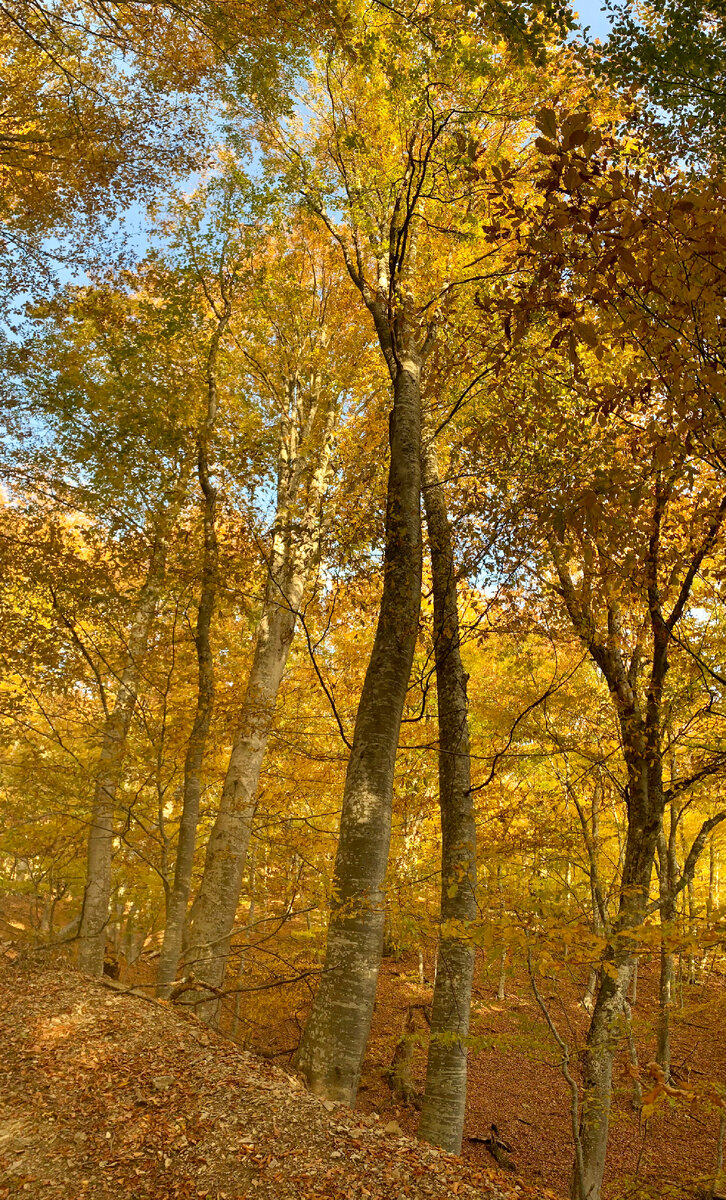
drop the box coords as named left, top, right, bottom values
left=571, top=0, right=614, bottom=41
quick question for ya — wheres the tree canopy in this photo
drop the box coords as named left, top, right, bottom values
left=3, top=5, right=726, bottom=1200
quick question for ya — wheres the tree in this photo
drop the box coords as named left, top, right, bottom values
left=595, top=0, right=726, bottom=163
left=180, top=218, right=375, bottom=1018
left=265, top=2, right=541, bottom=1107
left=417, top=400, right=477, bottom=1154
left=78, top=495, right=186, bottom=974
left=155, top=205, right=235, bottom=996
left=470, top=112, right=726, bottom=1198
left=0, top=0, right=335, bottom=316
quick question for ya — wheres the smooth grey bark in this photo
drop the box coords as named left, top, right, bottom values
left=296, top=339, right=423, bottom=1103
left=708, top=835, right=718, bottom=919
left=182, top=564, right=300, bottom=1015
left=496, top=950, right=507, bottom=1002
left=182, top=385, right=337, bottom=1022
left=418, top=418, right=477, bottom=1155
left=78, top=524, right=171, bottom=975
left=655, top=813, right=678, bottom=1079
left=294, top=85, right=456, bottom=1106
left=623, top=997, right=642, bottom=1109
left=496, top=864, right=507, bottom=1001
left=156, top=465, right=216, bottom=995
left=155, top=301, right=227, bottom=998
left=571, top=778, right=607, bottom=1013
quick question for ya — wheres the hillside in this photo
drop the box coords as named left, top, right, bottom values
left=0, top=956, right=560, bottom=1200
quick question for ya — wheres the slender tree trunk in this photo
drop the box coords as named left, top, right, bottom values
left=121, top=902, right=140, bottom=964
left=573, top=763, right=660, bottom=1200
left=296, top=349, right=423, bottom=1104
left=182, top=394, right=336, bottom=1021
left=156, top=306, right=227, bottom=997
left=157, top=458, right=218, bottom=995
left=630, top=957, right=638, bottom=1006
left=547, top=533, right=672, bottom=1200
left=418, top=417, right=477, bottom=1155
left=580, top=779, right=605, bottom=1014
left=680, top=820, right=714, bottom=984
left=708, top=837, right=718, bottom=919
left=623, top=997, right=642, bottom=1109
left=78, top=526, right=170, bottom=976
left=496, top=864, right=507, bottom=1001
left=497, top=949, right=507, bottom=1002
left=656, top=820, right=677, bottom=1079
left=685, top=851, right=697, bottom=984
left=182, top=569, right=302, bottom=1018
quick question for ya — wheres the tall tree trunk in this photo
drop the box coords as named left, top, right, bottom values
left=547, top=533, right=672, bottom=1200
left=78, top=524, right=171, bottom=975
left=496, top=864, right=507, bottom=1001
left=655, top=815, right=677, bottom=1079
left=156, top=299, right=227, bottom=997
left=156, top=458, right=218, bottom=995
left=574, top=777, right=606, bottom=1013
left=296, top=348, right=423, bottom=1104
left=418, top=416, right=477, bottom=1155
left=182, top=392, right=336, bottom=1021
left=708, top=835, right=718, bottom=919
left=573, top=774, right=659, bottom=1200
left=182, top=565, right=303, bottom=1016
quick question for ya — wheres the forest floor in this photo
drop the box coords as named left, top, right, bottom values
left=359, top=953, right=726, bottom=1200
left=2, top=932, right=726, bottom=1200
left=352, top=945, right=724, bottom=1200
left=202, top=933, right=726, bottom=1200
left=0, top=954, right=559, bottom=1200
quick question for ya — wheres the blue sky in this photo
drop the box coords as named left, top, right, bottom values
left=573, top=0, right=614, bottom=40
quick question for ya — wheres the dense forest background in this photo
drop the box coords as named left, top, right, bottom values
left=3, top=2, right=726, bottom=1198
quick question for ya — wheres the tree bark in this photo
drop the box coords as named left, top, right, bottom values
left=155, top=298, right=228, bottom=998
left=573, top=777, right=606, bottom=1013
left=655, top=815, right=678, bottom=1080
left=156, top=458, right=218, bottom=995
left=182, top=564, right=303, bottom=1017
left=708, top=835, right=718, bottom=919
left=418, top=416, right=477, bottom=1155
left=573, top=799, right=658, bottom=1200
left=296, top=347, right=423, bottom=1104
left=182, top=388, right=336, bottom=1022
left=78, top=523, right=171, bottom=975
left=547, top=536, right=666, bottom=1200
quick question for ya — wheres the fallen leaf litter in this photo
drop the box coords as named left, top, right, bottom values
left=0, top=958, right=563, bottom=1200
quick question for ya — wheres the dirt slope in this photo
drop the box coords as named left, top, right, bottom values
left=0, top=956, right=562, bottom=1200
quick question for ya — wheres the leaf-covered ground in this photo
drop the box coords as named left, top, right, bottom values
left=360, top=956, right=726, bottom=1200
left=206, top=935, right=725, bottom=1200
left=0, top=956, right=561, bottom=1200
